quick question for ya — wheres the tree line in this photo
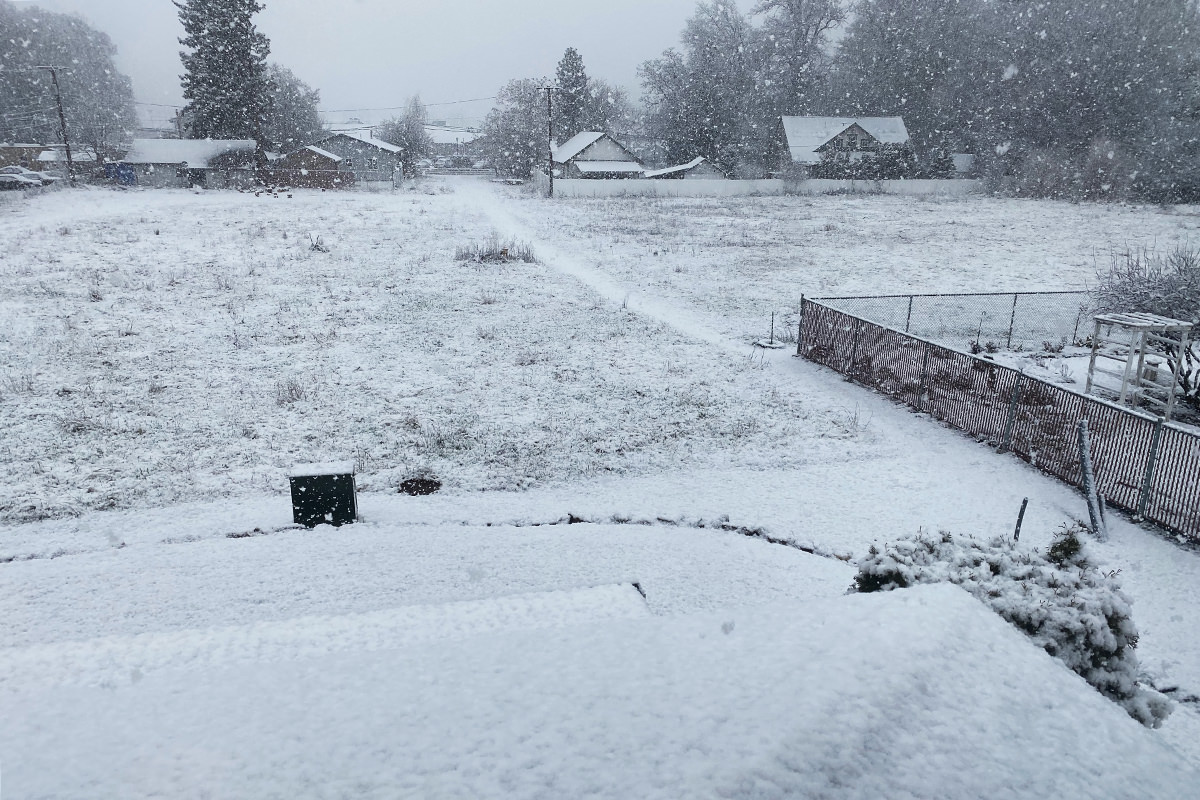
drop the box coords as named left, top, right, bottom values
left=0, top=0, right=432, bottom=167
left=485, top=0, right=1200, bottom=201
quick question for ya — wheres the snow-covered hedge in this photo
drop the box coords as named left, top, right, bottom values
left=851, top=526, right=1172, bottom=727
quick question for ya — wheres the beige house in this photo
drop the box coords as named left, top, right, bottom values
left=782, top=117, right=910, bottom=168
left=552, top=132, right=644, bottom=179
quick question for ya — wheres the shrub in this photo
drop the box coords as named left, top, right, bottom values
left=851, top=525, right=1172, bottom=727
left=454, top=233, right=536, bottom=264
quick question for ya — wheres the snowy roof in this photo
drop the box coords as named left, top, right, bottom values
left=37, top=150, right=96, bottom=163
left=425, top=126, right=479, bottom=145
left=643, top=156, right=710, bottom=178
left=782, top=116, right=909, bottom=164
left=122, top=139, right=256, bottom=168
left=574, top=161, right=645, bottom=174
left=1095, top=312, right=1193, bottom=331
left=304, top=146, right=342, bottom=162
left=287, top=461, right=356, bottom=478
left=552, top=131, right=606, bottom=163
left=320, top=132, right=403, bottom=154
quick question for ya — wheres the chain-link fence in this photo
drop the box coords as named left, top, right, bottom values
left=799, top=298, right=1200, bottom=543
left=815, top=291, right=1094, bottom=351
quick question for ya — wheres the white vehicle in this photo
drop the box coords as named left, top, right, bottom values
left=0, top=173, right=41, bottom=190
left=0, top=165, right=45, bottom=185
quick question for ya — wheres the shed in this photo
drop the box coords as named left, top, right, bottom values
left=782, top=117, right=909, bottom=166
left=120, top=138, right=257, bottom=188
left=268, top=145, right=354, bottom=189
left=0, top=143, right=49, bottom=169
left=553, top=132, right=644, bottom=179
left=644, top=156, right=726, bottom=180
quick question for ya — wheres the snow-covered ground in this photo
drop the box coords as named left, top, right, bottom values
left=3, top=182, right=1200, bottom=797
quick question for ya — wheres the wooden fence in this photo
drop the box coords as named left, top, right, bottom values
left=799, top=298, right=1200, bottom=541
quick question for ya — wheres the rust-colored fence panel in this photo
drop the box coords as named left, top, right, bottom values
left=798, top=297, right=1200, bottom=543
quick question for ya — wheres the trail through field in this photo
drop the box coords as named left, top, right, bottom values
left=453, top=178, right=1200, bottom=738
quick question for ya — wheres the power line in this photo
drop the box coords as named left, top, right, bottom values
left=133, top=95, right=499, bottom=115
left=320, top=96, right=496, bottom=113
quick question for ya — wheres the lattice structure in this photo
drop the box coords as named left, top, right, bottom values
left=1085, top=313, right=1193, bottom=421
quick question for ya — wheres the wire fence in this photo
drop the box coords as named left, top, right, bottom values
left=799, top=298, right=1200, bottom=543
left=815, top=291, right=1094, bottom=351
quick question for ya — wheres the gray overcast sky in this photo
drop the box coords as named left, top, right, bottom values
left=18, top=0, right=756, bottom=128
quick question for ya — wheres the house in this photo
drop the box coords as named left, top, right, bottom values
left=426, top=124, right=480, bottom=158
left=119, top=138, right=257, bottom=188
left=552, top=132, right=644, bottom=179
left=312, top=132, right=403, bottom=183
left=781, top=117, right=910, bottom=168
left=267, top=146, right=354, bottom=189
left=37, top=146, right=97, bottom=171
left=644, top=156, right=726, bottom=180
left=0, top=143, right=48, bottom=169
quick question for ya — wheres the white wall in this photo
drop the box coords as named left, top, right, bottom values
left=551, top=178, right=983, bottom=198
left=792, top=178, right=983, bottom=196
left=553, top=179, right=783, bottom=198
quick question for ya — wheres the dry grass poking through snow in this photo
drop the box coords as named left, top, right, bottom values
left=0, top=188, right=858, bottom=522
left=515, top=192, right=1200, bottom=341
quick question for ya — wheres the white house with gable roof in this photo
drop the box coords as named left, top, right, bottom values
left=782, top=117, right=910, bottom=170
left=552, top=132, right=644, bottom=179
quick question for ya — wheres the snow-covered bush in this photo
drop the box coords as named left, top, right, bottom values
left=851, top=525, right=1172, bottom=727
left=1094, top=246, right=1200, bottom=408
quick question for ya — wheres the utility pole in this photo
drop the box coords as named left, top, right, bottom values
left=540, top=86, right=556, bottom=197
left=35, top=65, right=74, bottom=186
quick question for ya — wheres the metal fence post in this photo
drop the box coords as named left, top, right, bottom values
left=847, top=318, right=862, bottom=381
left=1136, top=418, right=1166, bottom=520
left=797, top=295, right=805, bottom=356
left=905, top=295, right=914, bottom=333
left=998, top=375, right=1024, bottom=453
left=917, top=340, right=932, bottom=411
left=1006, top=293, right=1019, bottom=350
left=1077, top=419, right=1108, bottom=541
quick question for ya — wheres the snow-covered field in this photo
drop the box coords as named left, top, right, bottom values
left=3, top=182, right=1200, bottom=797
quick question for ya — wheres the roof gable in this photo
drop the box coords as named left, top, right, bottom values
left=318, top=132, right=403, bottom=154
left=553, top=132, right=641, bottom=166
left=782, top=116, right=909, bottom=164
left=304, top=146, right=342, bottom=162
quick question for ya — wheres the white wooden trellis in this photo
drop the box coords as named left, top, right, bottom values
left=1085, top=312, right=1193, bottom=421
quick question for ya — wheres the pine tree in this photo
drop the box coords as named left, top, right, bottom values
left=555, top=48, right=590, bottom=140
left=176, top=0, right=271, bottom=141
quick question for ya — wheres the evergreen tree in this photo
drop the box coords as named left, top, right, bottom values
left=176, top=0, right=271, bottom=141
left=555, top=48, right=590, bottom=140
